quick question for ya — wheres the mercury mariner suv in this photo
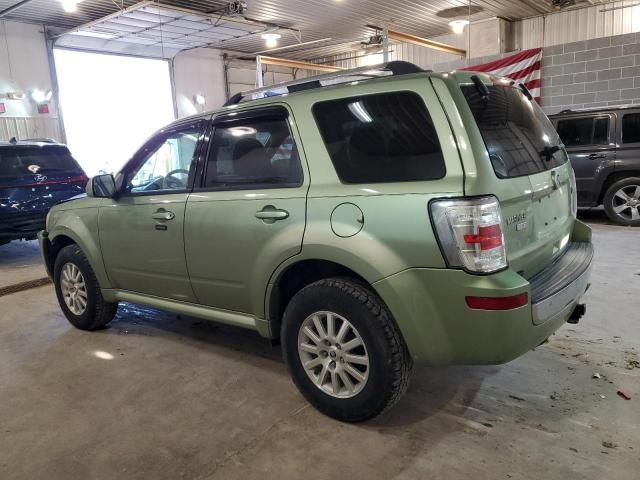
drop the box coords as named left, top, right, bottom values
left=39, top=62, right=593, bottom=422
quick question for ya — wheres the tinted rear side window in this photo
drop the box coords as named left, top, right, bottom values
left=622, top=113, right=640, bottom=143
left=312, top=92, right=446, bottom=183
left=556, top=116, right=609, bottom=146
left=0, top=146, right=81, bottom=177
left=462, top=85, right=567, bottom=178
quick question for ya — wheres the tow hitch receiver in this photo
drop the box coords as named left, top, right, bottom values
left=568, top=304, right=586, bottom=324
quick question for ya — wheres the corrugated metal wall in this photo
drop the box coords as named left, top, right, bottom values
left=0, top=117, right=61, bottom=142
left=519, top=1, right=640, bottom=49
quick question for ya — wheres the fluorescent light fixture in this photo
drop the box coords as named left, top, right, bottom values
left=348, top=101, right=373, bottom=123
left=229, top=126, right=257, bottom=137
left=194, top=94, right=206, bottom=105
left=261, top=33, right=281, bottom=48
left=61, top=0, right=82, bottom=13
left=449, top=19, right=469, bottom=35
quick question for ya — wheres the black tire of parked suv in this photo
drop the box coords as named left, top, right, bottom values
left=603, top=177, right=640, bottom=227
left=53, top=244, right=118, bottom=330
left=281, top=277, right=412, bottom=422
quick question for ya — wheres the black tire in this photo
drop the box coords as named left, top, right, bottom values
left=281, top=277, right=412, bottom=422
left=603, top=177, right=640, bottom=226
left=53, top=244, right=118, bottom=330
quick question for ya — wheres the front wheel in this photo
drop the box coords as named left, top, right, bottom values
left=53, top=244, right=118, bottom=330
left=603, top=177, right=640, bottom=226
left=281, top=278, right=412, bottom=422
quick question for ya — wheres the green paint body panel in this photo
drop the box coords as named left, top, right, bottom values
left=42, top=69, right=593, bottom=367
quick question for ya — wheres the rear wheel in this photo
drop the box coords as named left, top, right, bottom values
left=53, top=244, right=118, bottom=330
left=281, top=278, right=412, bottom=422
left=603, top=177, right=640, bottom=226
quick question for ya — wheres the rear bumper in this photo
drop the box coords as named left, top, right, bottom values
left=373, top=221, right=593, bottom=366
left=38, top=230, right=54, bottom=279
left=0, top=213, right=46, bottom=241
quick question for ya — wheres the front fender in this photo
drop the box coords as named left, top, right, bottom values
left=48, top=208, right=111, bottom=289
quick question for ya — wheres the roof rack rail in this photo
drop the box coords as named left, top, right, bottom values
left=223, top=61, right=427, bottom=107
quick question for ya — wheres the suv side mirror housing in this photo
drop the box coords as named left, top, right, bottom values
left=88, top=174, right=117, bottom=198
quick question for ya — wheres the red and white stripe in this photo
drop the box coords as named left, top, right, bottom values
left=461, top=48, right=543, bottom=103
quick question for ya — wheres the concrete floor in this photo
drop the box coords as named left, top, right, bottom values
left=0, top=240, right=47, bottom=289
left=0, top=211, right=638, bottom=480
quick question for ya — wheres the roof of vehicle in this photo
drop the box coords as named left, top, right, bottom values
left=549, top=104, right=638, bottom=117
left=171, top=62, right=499, bottom=128
left=0, top=139, right=68, bottom=148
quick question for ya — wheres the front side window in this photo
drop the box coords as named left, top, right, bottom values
left=203, top=114, right=302, bottom=189
left=462, top=84, right=568, bottom=178
left=556, top=116, right=609, bottom=147
left=622, top=113, right=640, bottom=143
left=312, top=92, right=446, bottom=184
left=127, top=125, right=201, bottom=193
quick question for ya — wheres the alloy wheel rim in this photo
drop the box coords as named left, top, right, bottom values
left=612, top=185, right=640, bottom=221
left=60, top=262, right=88, bottom=315
left=297, top=311, right=370, bottom=399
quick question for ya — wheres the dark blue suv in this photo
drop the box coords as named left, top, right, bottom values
left=0, top=140, right=87, bottom=246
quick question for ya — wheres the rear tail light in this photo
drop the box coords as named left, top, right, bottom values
left=429, top=196, right=507, bottom=273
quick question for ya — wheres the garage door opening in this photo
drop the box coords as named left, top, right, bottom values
left=54, top=49, right=175, bottom=176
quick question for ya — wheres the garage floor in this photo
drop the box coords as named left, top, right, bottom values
left=1, top=212, right=638, bottom=480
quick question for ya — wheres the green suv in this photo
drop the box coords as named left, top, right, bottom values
left=39, top=62, right=593, bottom=422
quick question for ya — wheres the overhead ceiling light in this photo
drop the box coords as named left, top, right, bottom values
left=449, top=19, right=469, bottom=35
left=194, top=94, right=206, bottom=106
left=60, top=0, right=81, bottom=13
left=261, top=33, right=281, bottom=48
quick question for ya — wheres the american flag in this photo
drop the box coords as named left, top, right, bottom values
left=461, top=47, right=543, bottom=103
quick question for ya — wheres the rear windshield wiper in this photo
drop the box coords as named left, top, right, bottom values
left=540, top=145, right=561, bottom=162
left=471, top=75, right=490, bottom=99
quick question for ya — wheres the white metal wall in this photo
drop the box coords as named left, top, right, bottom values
left=518, top=0, right=640, bottom=49
left=0, top=117, right=60, bottom=141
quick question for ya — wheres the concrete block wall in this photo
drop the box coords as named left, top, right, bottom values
left=541, top=32, right=640, bottom=114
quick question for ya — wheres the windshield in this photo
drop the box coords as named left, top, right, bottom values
left=462, top=84, right=568, bottom=179
left=0, top=146, right=81, bottom=177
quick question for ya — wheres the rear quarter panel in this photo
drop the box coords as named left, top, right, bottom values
left=282, top=74, right=465, bottom=281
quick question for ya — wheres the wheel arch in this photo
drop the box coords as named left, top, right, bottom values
left=597, top=170, right=640, bottom=205
left=266, top=258, right=373, bottom=339
left=48, top=226, right=111, bottom=289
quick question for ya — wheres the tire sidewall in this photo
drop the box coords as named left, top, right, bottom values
left=604, top=177, right=640, bottom=226
left=282, top=280, right=397, bottom=421
left=53, top=246, right=101, bottom=329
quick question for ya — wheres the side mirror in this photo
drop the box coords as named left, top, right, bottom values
left=88, top=174, right=117, bottom=198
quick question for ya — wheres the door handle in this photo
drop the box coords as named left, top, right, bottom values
left=151, top=210, right=175, bottom=221
left=255, top=206, right=289, bottom=223
left=588, top=153, right=605, bottom=159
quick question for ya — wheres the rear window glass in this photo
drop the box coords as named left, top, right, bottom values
left=312, top=92, right=446, bottom=184
left=462, top=84, right=568, bottom=179
left=0, top=146, right=80, bottom=177
left=622, top=113, right=640, bottom=143
left=556, top=116, right=609, bottom=146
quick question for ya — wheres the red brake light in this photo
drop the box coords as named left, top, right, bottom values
left=465, top=293, right=529, bottom=310
left=464, top=224, right=503, bottom=251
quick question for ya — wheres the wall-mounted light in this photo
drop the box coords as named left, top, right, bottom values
left=194, top=94, right=206, bottom=106
left=30, top=89, right=53, bottom=104
left=4, top=91, right=25, bottom=100
left=60, top=0, right=82, bottom=13
left=261, top=33, right=281, bottom=48
left=449, top=19, right=469, bottom=35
